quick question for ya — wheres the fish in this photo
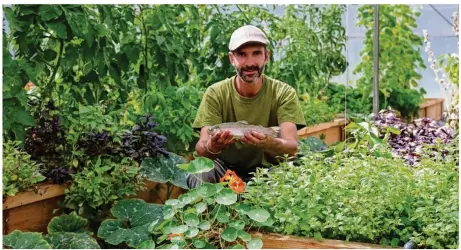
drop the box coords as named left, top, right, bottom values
left=207, top=121, right=280, bottom=139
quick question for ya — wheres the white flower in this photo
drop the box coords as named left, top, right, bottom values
left=428, top=57, right=432, bottom=62
left=423, top=29, right=428, bottom=36
left=425, top=46, right=429, bottom=52
left=429, top=51, right=434, bottom=57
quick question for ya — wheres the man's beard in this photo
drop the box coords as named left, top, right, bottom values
left=235, top=64, right=265, bottom=84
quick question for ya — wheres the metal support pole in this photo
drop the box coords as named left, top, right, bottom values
left=373, top=4, right=380, bottom=114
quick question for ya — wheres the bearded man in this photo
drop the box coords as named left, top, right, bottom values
left=187, top=25, right=306, bottom=188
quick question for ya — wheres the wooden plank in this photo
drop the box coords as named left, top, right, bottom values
left=426, top=101, right=443, bottom=120
left=298, top=119, right=347, bottom=136
left=298, top=119, right=347, bottom=145
left=252, top=232, right=389, bottom=249
left=3, top=184, right=66, bottom=210
left=3, top=196, right=64, bottom=234
left=419, top=98, right=444, bottom=109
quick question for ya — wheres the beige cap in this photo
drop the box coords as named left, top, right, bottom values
left=229, top=25, right=269, bottom=51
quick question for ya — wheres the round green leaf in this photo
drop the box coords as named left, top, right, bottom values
left=234, top=204, right=251, bottom=214
left=246, top=208, right=270, bottom=223
left=165, top=199, right=180, bottom=206
left=247, top=238, right=263, bottom=249
left=217, top=212, right=230, bottom=223
left=185, top=227, right=199, bottom=238
left=184, top=213, right=199, bottom=227
left=170, top=225, right=189, bottom=234
left=229, top=220, right=245, bottom=230
left=178, top=157, right=214, bottom=174
left=215, top=188, right=237, bottom=205
left=163, top=205, right=175, bottom=219
left=229, top=244, right=245, bottom=249
left=198, top=183, right=220, bottom=197
left=194, top=202, right=207, bottom=214
left=198, top=221, right=211, bottom=230
left=221, top=227, right=238, bottom=242
left=193, top=239, right=206, bottom=248
left=237, top=230, right=251, bottom=242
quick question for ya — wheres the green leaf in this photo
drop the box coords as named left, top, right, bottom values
left=194, top=201, right=207, bottom=214
left=3, top=230, right=52, bottom=249
left=11, top=108, right=36, bottom=127
left=47, top=212, right=90, bottom=234
left=44, top=232, right=100, bottom=249
left=221, top=227, right=238, bottom=242
left=229, top=221, right=245, bottom=230
left=170, top=225, right=189, bottom=234
left=177, top=157, right=214, bottom=174
left=185, top=227, right=199, bottom=238
left=43, top=49, right=58, bottom=61
left=136, top=240, right=155, bottom=249
left=197, top=183, right=222, bottom=197
left=184, top=213, right=200, bottom=227
left=215, top=188, right=237, bottom=205
left=47, top=21, right=67, bottom=39
left=141, top=154, right=189, bottom=189
left=156, top=35, right=166, bottom=46
left=193, top=239, right=206, bottom=248
left=229, top=244, right=245, bottom=249
left=198, top=221, right=211, bottom=230
left=217, top=212, right=230, bottom=223
left=234, top=204, right=251, bottom=214
left=39, top=5, right=63, bottom=21
left=237, top=230, right=251, bottom=241
left=246, top=208, right=270, bottom=223
left=98, top=199, right=163, bottom=248
left=247, top=238, right=263, bottom=249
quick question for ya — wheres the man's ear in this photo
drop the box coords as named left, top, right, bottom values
left=264, top=49, right=271, bottom=63
left=229, top=52, right=235, bottom=66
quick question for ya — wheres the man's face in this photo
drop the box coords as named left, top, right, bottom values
left=229, top=44, right=270, bottom=84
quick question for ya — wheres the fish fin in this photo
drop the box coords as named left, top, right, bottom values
left=237, top=120, right=249, bottom=124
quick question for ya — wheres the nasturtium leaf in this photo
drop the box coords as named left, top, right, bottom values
left=193, top=239, right=206, bottom=248
left=3, top=230, right=52, bottom=249
left=197, top=183, right=219, bottom=197
left=170, top=225, right=189, bottom=234
left=247, top=238, right=263, bottom=249
left=237, top=230, right=251, bottom=241
left=246, top=208, right=270, bottom=223
left=215, top=188, right=237, bottom=205
left=229, top=221, right=246, bottom=230
left=194, top=201, right=207, bottom=214
left=98, top=199, right=163, bottom=248
left=44, top=232, right=100, bottom=249
left=234, top=204, right=251, bottom=214
left=221, top=227, right=238, bottom=242
left=185, top=227, right=199, bottom=238
left=184, top=213, right=199, bottom=227
left=177, top=157, right=214, bottom=174
left=198, top=221, right=211, bottom=230
left=136, top=240, right=155, bottom=249
left=179, top=189, right=199, bottom=205
left=217, top=212, right=230, bottom=223
left=165, top=199, right=180, bottom=206
left=47, top=212, right=90, bottom=234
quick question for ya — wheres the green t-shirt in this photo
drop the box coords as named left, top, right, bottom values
left=192, top=74, right=306, bottom=171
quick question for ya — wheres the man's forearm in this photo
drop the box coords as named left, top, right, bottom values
left=260, top=137, right=298, bottom=159
left=196, top=140, right=221, bottom=160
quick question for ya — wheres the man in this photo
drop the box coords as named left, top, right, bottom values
left=187, top=25, right=306, bottom=188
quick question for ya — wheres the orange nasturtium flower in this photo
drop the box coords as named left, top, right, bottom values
left=24, top=81, right=36, bottom=91
left=168, top=233, right=183, bottom=240
left=219, top=170, right=246, bottom=193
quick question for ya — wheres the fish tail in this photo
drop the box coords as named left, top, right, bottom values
left=269, top=127, right=281, bottom=137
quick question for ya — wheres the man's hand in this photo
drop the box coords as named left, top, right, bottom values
left=207, top=130, right=235, bottom=153
left=240, top=131, right=273, bottom=147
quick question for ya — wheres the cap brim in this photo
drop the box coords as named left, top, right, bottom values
left=230, top=40, right=268, bottom=51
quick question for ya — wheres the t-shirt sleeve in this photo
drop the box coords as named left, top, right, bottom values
left=277, top=86, right=306, bottom=130
left=192, top=87, right=223, bottom=129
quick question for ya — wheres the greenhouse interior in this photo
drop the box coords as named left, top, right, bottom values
left=1, top=4, right=459, bottom=249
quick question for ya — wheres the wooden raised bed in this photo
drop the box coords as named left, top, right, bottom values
left=253, top=232, right=388, bottom=249
left=3, top=183, right=66, bottom=235
left=297, top=118, right=348, bottom=145
left=417, top=98, right=444, bottom=121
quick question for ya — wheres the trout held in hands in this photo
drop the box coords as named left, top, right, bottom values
left=207, top=121, right=280, bottom=139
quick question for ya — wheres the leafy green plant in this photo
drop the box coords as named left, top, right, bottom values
left=324, top=83, right=372, bottom=115
left=2, top=140, right=46, bottom=196
left=268, top=5, right=347, bottom=99
left=298, top=95, right=337, bottom=126
left=63, top=157, right=145, bottom=217
left=354, top=4, right=426, bottom=118
left=3, top=213, right=100, bottom=249
left=245, top=127, right=458, bottom=248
